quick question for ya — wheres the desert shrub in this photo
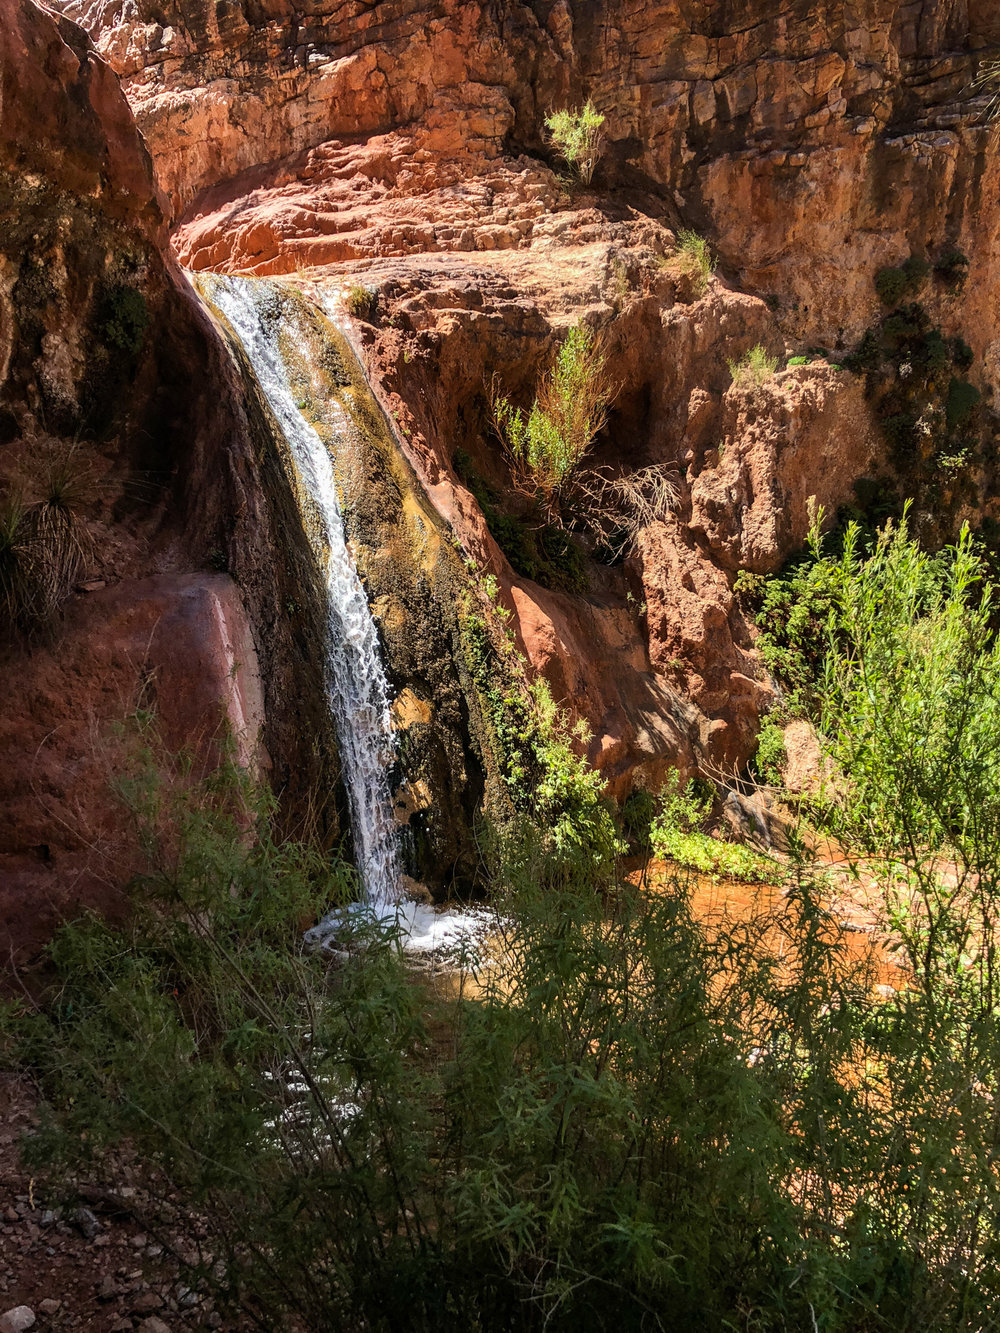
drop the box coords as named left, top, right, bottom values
left=345, top=282, right=378, bottom=320
left=951, top=336, right=974, bottom=371
left=728, top=343, right=779, bottom=389
left=935, top=247, right=970, bottom=291
left=491, top=324, right=609, bottom=513
left=673, top=228, right=714, bottom=296
left=544, top=101, right=605, bottom=184
left=874, top=255, right=929, bottom=307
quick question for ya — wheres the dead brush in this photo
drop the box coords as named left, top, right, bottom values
left=973, top=57, right=1000, bottom=139
left=0, top=442, right=96, bottom=632
left=566, top=462, right=680, bottom=555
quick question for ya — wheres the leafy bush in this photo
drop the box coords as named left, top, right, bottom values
left=491, top=324, right=609, bottom=513
left=544, top=101, right=605, bottom=184
left=648, top=773, right=775, bottom=883
left=452, top=450, right=589, bottom=593
left=728, top=343, right=779, bottom=389
left=12, top=679, right=1000, bottom=1325
left=945, top=377, right=981, bottom=429
left=934, top=247, right=970, bottom=291
left=620, top=785, right=657, bottom=852
left=754, top=717, right=787, bottom=787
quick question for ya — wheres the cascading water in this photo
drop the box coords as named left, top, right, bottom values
left=202, top=275, right=402, bottom=918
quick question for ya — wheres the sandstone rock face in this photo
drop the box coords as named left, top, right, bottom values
left=53, top=0, right=1000, bottom=350
left=50, top=0, right=999, bottom=793
left=0, top=574, right=264, bottom=960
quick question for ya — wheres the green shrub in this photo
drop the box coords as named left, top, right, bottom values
left=951, top=336, right=974, bottom=371
left=620, top=786, right=657, bottom=852
left=727, top=343, right=779, bottom=389
left=452, top=450, right=589, bottom=593
left=491, top=324, right=608, bottom=512
left=99, top=283, right=149, bottom=355
left=647, top=773, right=775, bottom=883
left=753, top=717, right=787, bottom=787
left=12, top=687, right=1000, bottom=1325
left=874, top=255, right=929, bottom=307
left=544, top=101, right=605, bottom=184
left=934, top=247, right=970, bottom=291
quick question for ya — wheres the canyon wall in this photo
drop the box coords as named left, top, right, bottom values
left=54, top=0, right=997, bottom=780
left=2, top=0, right=999, bottom=950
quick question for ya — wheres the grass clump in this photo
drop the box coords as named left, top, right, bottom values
left=672, top=229, right=714, bottom=296
left=345, top=282, right=378, bottom=321
left=0, top=444, right=93, bottom=633
left=728, top=343, right=779, bottom=389
left=544, top=100, right=605, bottom=185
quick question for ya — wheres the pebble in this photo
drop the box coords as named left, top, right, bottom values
left=71, top=1208, right=100, bottom=1241
left=0, top=1308, right=36, bottom=1333
left=131, top=1290, right=163, bottom=1313
left=37, top=1303, right=60, bottom=1316
left=138, top=1320, right=172, bottom=1333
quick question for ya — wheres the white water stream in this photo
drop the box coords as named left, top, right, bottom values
left=200, top=275, right=492, bottom=958
left=205, top=276, right=402, bottom=917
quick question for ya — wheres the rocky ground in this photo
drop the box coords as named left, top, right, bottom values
left=0, top=1077, right=248, bottom=1333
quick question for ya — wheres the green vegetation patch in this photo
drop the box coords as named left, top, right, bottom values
left=453, top=450, right=588, bottom=593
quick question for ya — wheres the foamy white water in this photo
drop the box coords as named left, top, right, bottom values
left=204, top=276, right=401, bottom=912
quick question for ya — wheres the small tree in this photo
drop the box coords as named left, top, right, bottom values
left=545, top=101, right=605, bottom=185
left=492, top=324, right=609, bottom=515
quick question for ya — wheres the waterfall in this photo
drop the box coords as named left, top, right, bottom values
left=202, top=276, right=401, bottom=914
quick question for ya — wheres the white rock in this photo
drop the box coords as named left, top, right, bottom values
left=1, top=1307, right=36, bottom=1333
